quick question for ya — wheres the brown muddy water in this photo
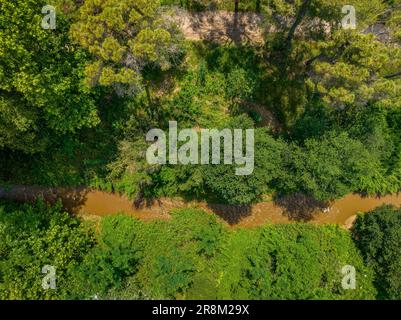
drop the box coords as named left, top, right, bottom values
left=1, top=185, right=401, bottom=229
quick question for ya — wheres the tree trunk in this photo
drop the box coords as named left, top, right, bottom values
left=285, top=0, right=311, bottom=53
left=145, top=82, right=152, bottom=108
left=235, top=0, right=239, bottom=14
left=384, top=71, right=401, bottom=79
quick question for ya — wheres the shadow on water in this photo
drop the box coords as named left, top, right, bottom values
left=133, top=196, right=160, bottom=209
left=3, top=185, right=401, bottom=228
left=132, top=196, right=174, bottom=216
left=0, top=185, right=90, bottom=215
left=58, top=187, right=90, bottom=214
left=206, top=203, right=252, bottom=225
left=274, top=193, right=329, bottom=222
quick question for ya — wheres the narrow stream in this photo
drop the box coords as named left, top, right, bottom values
left=1, top=185, right=401, bottom=228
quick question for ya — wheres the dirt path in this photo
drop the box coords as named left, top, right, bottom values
left=172, top=9, right=391, bottom=45
left=2, top=185, right=401, bottom=229
left=173, top=10, right=267, bottom=44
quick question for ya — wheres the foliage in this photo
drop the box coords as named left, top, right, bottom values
left=202, top=117, right=286, bottom=204
left=352, top=205, right=401, bottom=300
left=258, top=0, right=401, bottom=125
left=66, top=215, right=143, bottom=299
left=0, top=200, right=94, bottom=299
left=0, top=0, right=99, bottom=153
left=1, top=0, right=401, bottom=302
left=207, top=224, right=376, bottom=299
left=70, top=0, right=184, bottom=97
left=306, top=31, right=401, bottom=110
left=7, top=200, right=401, bottom=300
left=277, top=132, right=386, bottom=200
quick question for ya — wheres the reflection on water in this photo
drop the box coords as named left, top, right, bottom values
left=1, top=185, right=401, bottom=228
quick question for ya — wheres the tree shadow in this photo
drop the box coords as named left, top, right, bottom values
left=176, top=10, right=265, bottom=45
left=131, top=195, right=182, bottom=217
left=0, top=185, right=90, bottom=215
left=206, top=203, right=252, bottom=225
left=58, top=187, right=90, bottom=214
left=132, top=196, right=163, bottom=210
left=274, top=193, right=329, bottom=222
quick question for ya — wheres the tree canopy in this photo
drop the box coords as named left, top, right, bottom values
left=70, top=0, right=184, bottom=97
left=0, top=0, right=99, bottom=153
left=352, top=205, right=401, bottom=300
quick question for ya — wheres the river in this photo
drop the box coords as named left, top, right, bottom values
left=1, top=185, right=401, bottom=229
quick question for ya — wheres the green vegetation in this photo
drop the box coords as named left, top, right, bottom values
left=352, top=206, right=401, bottom=300
left=4, top=200, right=401, bottom=301
left=1, top=0, right=401, bottom=300
left=0, top=200, right=94, bottom=299
left=0, top=200, right=378, bottom=300
left=2, top=0, right=401, bottom=203
left=0, top=0, right=99, bottom=153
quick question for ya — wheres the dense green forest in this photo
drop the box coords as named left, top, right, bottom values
left=1, top=200, right=401, bottom=300
left=1, top=0, right=401, bottom=203
left=1, top=0, right=401, bottom=300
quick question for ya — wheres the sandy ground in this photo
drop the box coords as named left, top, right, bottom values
left=172, top=9, right=392, bottom=45
left=173, top=10, right=267, bottom=44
